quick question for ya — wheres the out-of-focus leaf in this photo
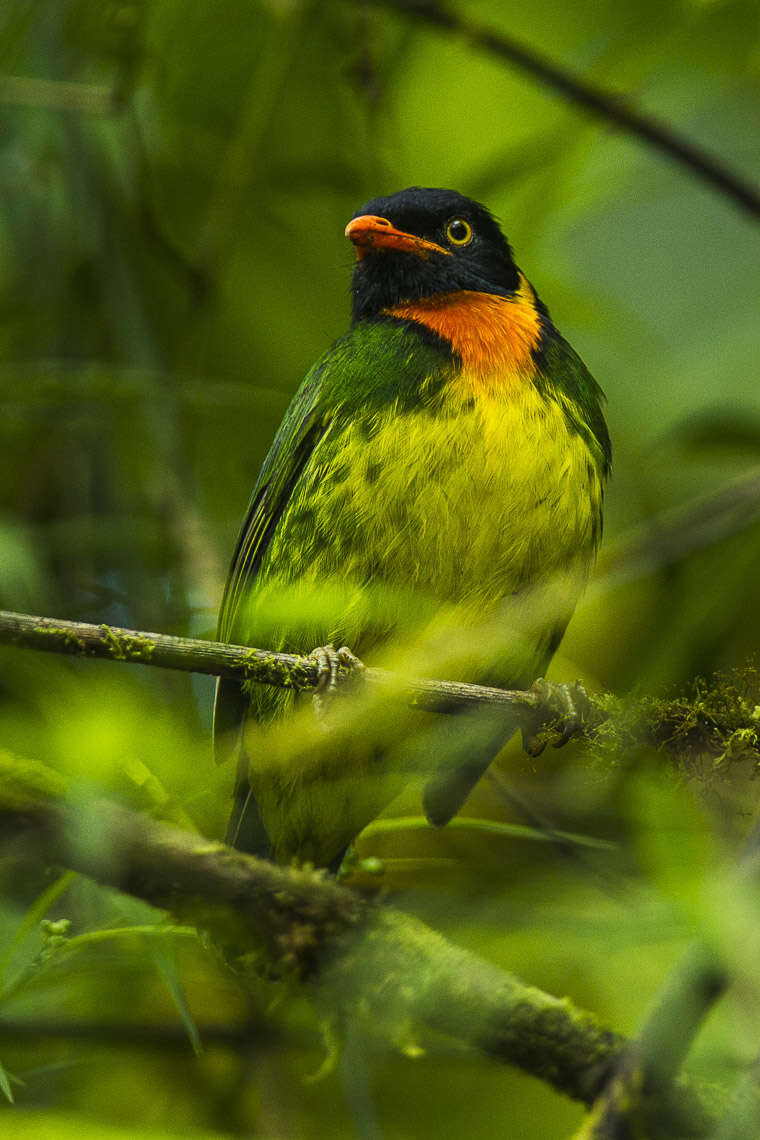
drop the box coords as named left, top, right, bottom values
left=672, top=408, right=760, bottom=456
left=0, top=871, right=75, bottom=991
left=152, top=944, right=202, bottom=1057
left=4, top=1111, right=228, bottom=1139
left=0, top=1057, right=16, bottom=1102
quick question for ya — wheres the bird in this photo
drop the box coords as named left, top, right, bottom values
left=214, top=186, right=611, bottom=871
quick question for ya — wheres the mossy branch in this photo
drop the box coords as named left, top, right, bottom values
left=1, top=609, right=760, bottom=771
left=0, top=753, right=712, bottom=1136
left=0, top=608, right=547, bottom=715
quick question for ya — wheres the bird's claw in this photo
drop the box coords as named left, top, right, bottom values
left=309, top=643, right=365, bottom=723
left=521, top=678, right=590, bottom=758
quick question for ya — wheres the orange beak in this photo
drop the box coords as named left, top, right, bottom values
left=345, top=215, right=450, bottom=261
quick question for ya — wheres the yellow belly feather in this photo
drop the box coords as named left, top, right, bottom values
left=245, top=370, right=603, bottom=863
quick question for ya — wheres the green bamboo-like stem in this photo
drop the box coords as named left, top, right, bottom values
left=572, top=941, right=725, bottom=1138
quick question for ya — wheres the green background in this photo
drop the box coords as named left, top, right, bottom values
left=0, top=1, right=758, bottom=1136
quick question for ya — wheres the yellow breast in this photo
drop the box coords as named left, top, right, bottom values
left=248, top=379, right=604, bottom=863
left=258, top=380, right=601, bottom=689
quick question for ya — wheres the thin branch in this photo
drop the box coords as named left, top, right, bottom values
left=594, top=468, right=760, bottom=593
left=0, top=774, right=712, bottom=1133
left=364, top=0, right=760, bottom=219
left=633, top=942, right=727, bottom=1094
left=0, top=609, right=541, bottom=716
left=3, top=610, right=760, bottom=773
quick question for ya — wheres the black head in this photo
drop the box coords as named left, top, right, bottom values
left=346, top=187, right=520, bottom=323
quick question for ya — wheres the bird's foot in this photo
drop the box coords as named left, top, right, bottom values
left=308, top=643, right=366, bottom=723
left=521, top=678, right=590, bottom=758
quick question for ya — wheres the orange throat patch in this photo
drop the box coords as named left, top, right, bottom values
left=385, top=273, right=541, bottom=396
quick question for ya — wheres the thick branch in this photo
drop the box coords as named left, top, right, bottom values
left=0, top=775, right=711, bottom=1133
left=365, top=0, right=760, bottom=219
left=0, top=784, right=615, bottom=1101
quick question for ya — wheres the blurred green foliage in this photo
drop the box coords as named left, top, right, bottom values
left=0, top=0, right=759, bottom=1136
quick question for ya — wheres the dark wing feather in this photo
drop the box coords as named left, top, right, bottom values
left=213, top=367, right=330, bottom=854
left=216, top=385, right=328, bottom=648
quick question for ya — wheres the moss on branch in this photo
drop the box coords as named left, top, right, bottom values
left=0, top=750, right=719, bottom=1135
left=2, top=610, right=760, bottom=776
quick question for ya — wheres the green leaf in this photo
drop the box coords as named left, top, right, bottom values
left=0, top=1057, right=15, bottom=1103
left=152, top=945, right=202, bottom=1057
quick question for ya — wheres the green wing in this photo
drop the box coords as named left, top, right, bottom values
left=214, top=370, right=327, bottom=650
left=217, top=318, right=451, bottom=649
left=212, top=360, right=332, bottom=851
left=216, top=381, right=329, bottom=647
left=213, top=319, right=453, bottom=856
left=535, top=331, right=612, bottom=478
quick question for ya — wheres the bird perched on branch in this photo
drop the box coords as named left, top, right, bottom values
left=214, top=187, right=610, bottom=870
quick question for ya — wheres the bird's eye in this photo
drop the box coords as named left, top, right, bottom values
left=445, top=218, right=473, bottom=245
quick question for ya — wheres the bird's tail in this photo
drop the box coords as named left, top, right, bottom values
left=422, top=707, right=519, bottom=826
left=214, top=677, right=272, bottom=858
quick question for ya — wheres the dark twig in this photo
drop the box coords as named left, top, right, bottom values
left=364, top=0, right=760, bottom=218
left=595, top=468, right=760, bottom=591
left=351, top=1, right=384, bottom=108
